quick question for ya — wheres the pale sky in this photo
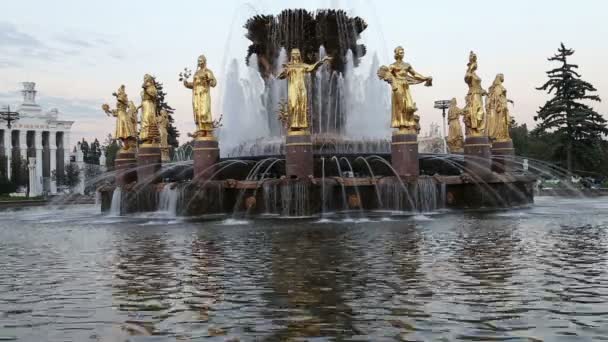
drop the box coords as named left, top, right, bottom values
left=1, top=0, right=606, bottom=146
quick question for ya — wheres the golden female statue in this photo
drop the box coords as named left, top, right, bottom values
left=278, top=48, right=330, bottom=134
left=182, top=54, right=217, bottom=137
left=378, top=46, right=432, bottom=134
left=486, top=74, right=513, bottom=142
left=139, top=74, right=159, bottom=144
left=463, top=52, right=487, bottom=136
left=102, top=85, right=137, bottom=151
left=446, top=98, right=465, bottom=153
left=157, top=109, right=170, bottom=161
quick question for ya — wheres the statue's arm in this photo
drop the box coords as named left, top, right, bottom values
left=183, top=80, right=193, bottom=89
left=277, top=66, right=288, bottom=79
left=408, top=65, right=431, bottom=82
left=306, top=57, right=329, bottom=73
left=207, top=70, right=217, bottom=87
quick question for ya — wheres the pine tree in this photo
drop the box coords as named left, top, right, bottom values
left=153, top=78, right=180, bottom=148
left=534, top=43, right=608, bottom=173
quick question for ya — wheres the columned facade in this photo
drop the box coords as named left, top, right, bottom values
left=0, top=82, right=74, bottom=195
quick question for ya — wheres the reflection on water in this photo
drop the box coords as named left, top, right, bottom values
left=0, top=197, right=607, bottom=341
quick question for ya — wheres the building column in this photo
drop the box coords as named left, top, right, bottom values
left=28, top=157, right=37, bottom=197
left=49, top=132, right=57, bottom=194
left=19, top=130, right=27, bottom=161
left=34, top=131, right=43, bottom=196
left=3, top=129, right=11, bottom=180
left=63, top=131, right=71, bottom=165
left=75, top=143, right=85, bottom=195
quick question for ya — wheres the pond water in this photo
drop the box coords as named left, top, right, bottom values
left=1, top=197, right=607, bottom=341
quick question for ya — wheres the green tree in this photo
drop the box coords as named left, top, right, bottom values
left=64, top=163, right=81, bottom=189
left=153, top=78, right=180, bottom=148
left=103, top=134, right=120, bottom=169
left=534, top=43, right=608, bottom=173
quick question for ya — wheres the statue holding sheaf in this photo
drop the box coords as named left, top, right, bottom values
left=181, top=54, right=219, bottom=138
left=377, top=46, right=432, bottom=134
left=102, top=85, right=137, bottom=152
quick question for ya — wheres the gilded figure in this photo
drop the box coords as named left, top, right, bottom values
left=157, top=109, right=170, bottom=161
left=446, top=98, right=465, bottom=153
left=278, top=48, right=331, bottom=134
left=378, top=46, right=432, bottom=134
left=486, top=74, right=513, bottom=142
left=139, top=74, right=159, bottom=144
left=181, top=54, right=217, bottom=137
left=102, top=85, right=137, bottom=151
left=463, top=52, right=487, bottom=136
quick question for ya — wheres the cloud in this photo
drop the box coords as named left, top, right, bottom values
left=0, top=21, right=126, bottom=69
left=54, top=34, right=93, bottom=48
left=0, top=22, right=42, bottom=48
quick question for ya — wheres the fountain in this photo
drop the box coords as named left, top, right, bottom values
left=98, top=8, right=535, bottom=218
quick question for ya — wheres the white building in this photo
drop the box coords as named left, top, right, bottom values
left=1, top=82, right=74, bottom=195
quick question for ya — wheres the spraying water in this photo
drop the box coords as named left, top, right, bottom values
left=110, top=187, right=121, bottom=216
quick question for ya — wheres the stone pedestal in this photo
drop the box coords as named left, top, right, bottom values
left=115, top=150, right=137, bottom=186
left=464, top=136, right=492, bottom=177
left=492, top=139, right=515, bottom=173
left=193, top=137, right=220, bottom=182
left=286, top=133, right=313, bottom=179
left=391, top=132, right=419, bottom=177
left=137, top=143, right=161, bottom=184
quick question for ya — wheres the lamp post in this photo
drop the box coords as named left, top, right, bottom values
left=0, top=105, right=19, bottom=129
left=434, top=100, right=450, bottom=154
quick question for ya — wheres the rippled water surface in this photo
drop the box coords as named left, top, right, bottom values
left=1, top=197, right=608, bottom=341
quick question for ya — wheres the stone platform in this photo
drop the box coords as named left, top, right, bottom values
left=193, top=137, right=220, bottom=182
left=137, top=144, right=162, bottom=184
left=100, top=173, right=536, bottom=217
left=285, top=133, right=313, bottom=179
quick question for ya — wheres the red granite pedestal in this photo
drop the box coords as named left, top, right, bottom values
left=464, top=136, right=492, bottom=177
left=286, top=133, right=313, bottom=179
left=492, top=139, right=515, bottom=173
left=137, top=143, right=162, bottom=184
left=193, top=137, right=220, bottom=182
left=391, top=132, right=419, bottom=177
left=114, top=150, right=137, bottom=186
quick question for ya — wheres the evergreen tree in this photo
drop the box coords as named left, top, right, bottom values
left=102, top=134, right=120, bottom=169
left=153, top=78, right=180, bottom=148
left=534, top=43, right=608, bottom=173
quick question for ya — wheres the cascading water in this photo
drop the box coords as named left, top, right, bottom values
left=110, top=187, right=121, bottom=216
left=415, top=178, right=438, bottom=213
left=280, top=182, right=309, bottom=217
left=158, top=184, right=179, bottom=216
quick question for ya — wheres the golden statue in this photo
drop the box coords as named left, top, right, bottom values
left=278, top=48, right=330, bottom=134
left=139, top=74, right=159, bottom=144
left=157, top=109, right=170, bottom=161
left=378, top=46, right=432, bottom=134
left=102, top=85, right=137, bottom=151
left=446, top=98, right=465, bottom=153
left=463, top=51, right=487, bottom=137
left=181, top=54, right=217, bottom=138
left=486, top=74, right=513, bottom=142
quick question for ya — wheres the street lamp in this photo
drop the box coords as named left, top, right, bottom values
left=0, top=105, right=20, bottom=129
left=434, top=100, right=450, bottom=154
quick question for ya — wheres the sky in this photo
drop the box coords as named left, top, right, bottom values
left=1, top=0, right=607, bottom=146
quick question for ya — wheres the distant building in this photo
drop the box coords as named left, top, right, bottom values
left=1, top=82, right=74, bottom=195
